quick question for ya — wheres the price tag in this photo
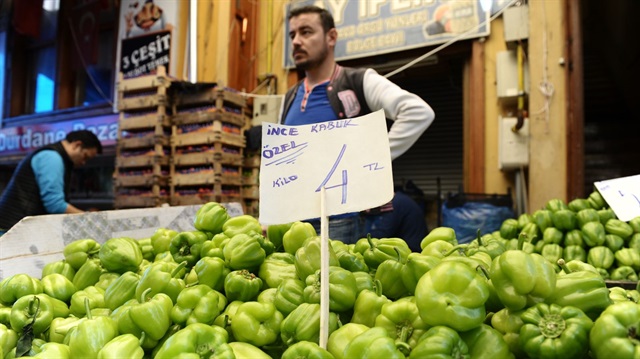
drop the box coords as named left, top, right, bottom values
left=594, top=174, right=640, bottom=222
left=259, top=109, right=394, bottom=224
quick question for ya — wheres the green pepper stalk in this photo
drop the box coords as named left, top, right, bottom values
left=520, top=303, right=593, bottom=359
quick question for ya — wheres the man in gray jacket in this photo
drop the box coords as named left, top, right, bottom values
left=281, top=5, right=435, bottom=244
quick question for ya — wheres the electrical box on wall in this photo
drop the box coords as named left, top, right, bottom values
left=503, top=5, right=529, bottom=43
left=252, top=96, right=282, bottom=126
left=499, top=117, right=530, bottom=171
left=496, top=50, right=530, bottom=99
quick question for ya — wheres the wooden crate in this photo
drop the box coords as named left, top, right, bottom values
left=117, top=66, right=172, bottom=93
left=242, top=167, right=260, bottom=185
left=117, top=67, right=172, bottom=112
left=118, top=135, right=170, bottom=150
left=242, top=185, right=259, bottom=200
left=172, top=131, right=245, bottom=148
left=172, top=151, right=244, bottom=167
left=173, top=87, right=246, bottom=111
left=170, top=182, right=243, bottom=206
left=114, top=174, right=169, bottom=187
left=244, top=152, right=261, bottom=168
left=114, top=195, right=169, bottom=209
left=173, top=110, right=246, bottom=129
left=171, top=164, right=243, bottom=187
left=116, top=154, right=170, bottom=168
left=119, top=113, right=171, bottom=132
left=243, top=198, right=259, bottom=217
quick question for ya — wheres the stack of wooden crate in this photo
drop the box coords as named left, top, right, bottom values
left=242, top=150, right=260, bottom=217
left=169, top=84, right=248, bottom=207
left=114, top=67, right=173, bottom=209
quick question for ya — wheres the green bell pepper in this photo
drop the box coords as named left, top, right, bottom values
left=490, top=308, right=525, bottom=358
left=350, top=279, right=391, bottom=327
left=540, top=243, right=563, bottom=269
left=568, top=198, right=591, bottom=212
left=150, top=228, right=179, bottom=255
left=41, top=260, right=76, bottom=282
left=421, top=239, right=456, bottom=258
left=605, top=234, right=625, bottom=252
left=230, top=301, right=283, bottom=347
left=104, top=271, right=139, bottom=311
left=303, top=266, right=357, bottom=312
left=577, top=208, right=600, bottom=228
left=63, top=238, right=101, bottom=271
left=401, top=252, right=440, bottom=295
left=419, top=226, right=458, bottom=249
left=194, top=201, right=230, bottom=234
left=94, top=272, right=120, bottom=292
left=587, top=246, right=615, bottom=269
left=466, top=230, right=506, bottom=259
left=294, top=236, right=340, bottom=282
left=610, top=266, right=639, bottom=281
left=171, top=284, right=221, bottom=326
left=10, top=294, right=53, bottom=337
left=223, top=233, right=266, bottom=271
left=0, top=274, right=42, bottom=306
left=69, top=285, right=104, bottom=317
left=0, top=323, right=17, bottom=358
left=222, top=214, right=261, bottom=237
left=265, top=222, right=293, bottom=252
left=520, top=303, right=593, bottom=359
left=327, top=323, right=368, bottom=359
left=587, top=190, right=606, bottom=209
left=135, top=261, right=187, bottom=304
left=212, top=300, right=243, bottom=342
left=375, top=296, right=430, bottom=352
left=99, top=237, right=143, bottom=274
left=499, top=218, right=520, bottom=240
left=581, top=221, right=607, bottom=247
left=352, top=271, right=375, bottom=295
left=153, top=322, right=234, bottom=358
left=590, top=301, right=640, bottom=359
left=283, top=221, right=318, bottom=255
left=409, top=326, right=468, bottom=359
left=542, top=226, right=563, bottom=245
left=117, top=288, right=173, bottom=348
left=416, top=260, right=489, bottom=331
left=282, top=341, right=334, bottom=359
left=563, top=229, right=584, bottom=246
left=604, top=218, right=633, bottom=240
left=533, top=209, right=554, bottom=233
left=615, top=247, right=640, bottom=271
left=185, top=256, right=230, bottom=292
left=519, top=222, right=540, bottom=243
left=490, top=240, right=557, bottom=311
left=598, top=208, right=617, bottom=225
left=630, top=233, right=640, bottom=252
left=563, top=245, right=587, bottom=262
left=459, top=323, right=515, bottom=359
left=608, top=286, right=637, bottom=304
left=258, top=252, right=298, bottom=289
left=552, top=209, right=578, bottom=231
left=228, top=341, right=272, bottom=359
left=517, top=213, right=534, bottom=229
left=280, top=303, right=338, bottom=346
left=224, top=269, right=263, bottom=302
left=47, top=316, right=79, bottom=344
left=343, top=326, right=406, bottom=359
left=274, top=278, right=306, bottom=317
left=374, top=249, right=409, bottom=300
left=97, top=333, right=144, bottom=359
left=67, top=299, right=118, bottom=358
left=72, top=258, right=105, bottom=290
left=200, top=233, right=230, bottom=259
left=546, top=198, right=568, bottom=212
left=169, top=230, right=209, bottom=268
left=333, top=241, right=369, bottom=272
left=26, top=341, right=71, bottom=358
left=257, top=287, right=277, bottom=304
left=136, top=237, right=155, bottom=261
left=357, top=236, right=411, bottom=269
left=548, top=259, right=613, bottom=320
left=0, top=304, right=10, bottom=327
left=41, top=273, right=76, bottom=303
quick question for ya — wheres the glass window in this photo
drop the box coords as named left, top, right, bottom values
left=32, top=46, right=57, bottom=113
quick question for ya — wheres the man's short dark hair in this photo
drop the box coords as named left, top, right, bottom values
left=66, top=130, right=103, bottom=154
left=288, top=5, right=335, bottom=34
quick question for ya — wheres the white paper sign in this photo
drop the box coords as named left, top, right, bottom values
left=259, top=110, right=394, bottom=224
left=594, top=174, right=640, bottom=222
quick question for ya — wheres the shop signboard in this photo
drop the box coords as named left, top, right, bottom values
left=115, top=0, right=183, bottom=79
left=0, top=114, right=118, bottom=157
left=259, top=109, right=394, bottom=224
left=283, top=0, right=491, bottom=68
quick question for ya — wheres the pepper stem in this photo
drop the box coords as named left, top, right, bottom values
left=517, top=233, right=526, bottom=251
left=139, top=332, right=146, bottom=347
left=557, top=258, right=570, bottom=274
left=477, top=229, right=485, bottom=247
left=84, top=297, right=92, bottom=320
left=476, top=265, right=491, bottom=280
left=396, top=341, right=412, bottom=357
left=373, top=279, right=383, bottom=297
left=444, top=244, right=467, bottom=257
left=171, top=261, right=188, bottom=279
left=141, top=287, right=153, bottom=302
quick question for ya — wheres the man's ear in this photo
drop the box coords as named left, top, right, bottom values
left=327, top=28, right=338, bottom=47
left=70, top=140, right=84, bottom=150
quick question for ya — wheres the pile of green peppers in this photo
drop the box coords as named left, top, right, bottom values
left=1, top=199, right=639, bottom=359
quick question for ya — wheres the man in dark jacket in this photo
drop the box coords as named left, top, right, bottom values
left=0, top=130, right=102, bottom=233
left=281, top=5, right=435, bottom=243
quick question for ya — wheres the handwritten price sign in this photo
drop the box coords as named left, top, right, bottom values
left=594, top=174, right=640, bottom=222
left=259, top=110, right=394, bottom=224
